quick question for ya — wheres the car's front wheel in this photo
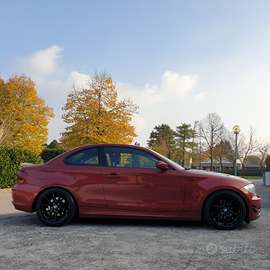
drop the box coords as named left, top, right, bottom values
left=204, top=190, right=246, bottom=230
left=36, top=188, right=76, bottom=227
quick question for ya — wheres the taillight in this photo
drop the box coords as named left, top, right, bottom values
left=17, top=171, right=28, bottom=184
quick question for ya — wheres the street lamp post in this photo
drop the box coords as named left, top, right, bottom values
left=232, top=125, right=241, bottom=176
left=194, top=121, right=202, bottom=170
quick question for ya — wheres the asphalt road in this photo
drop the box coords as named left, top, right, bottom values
left=0, top=179, right=270, bottom=270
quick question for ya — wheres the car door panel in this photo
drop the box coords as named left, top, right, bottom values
left=102, top=167, right=184, bottom=212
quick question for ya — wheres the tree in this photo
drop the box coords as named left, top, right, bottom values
left=237, top=126, right=256, bottom=177
left=0, top=118, right=3, bottom=143
left=46, top=139, right=60, bottom=149
left=0, top=77, right=12, bottom=144
left=147, top=124, right=176, bottom=159
left=60, top=72, right=138, bottom=148
left=265, top=155, right=270, bottom=171
left=175, top=123, right=197, bottom=167
left=199, top=113, right=225, bottom=170
left=245, top=155, right=261, bottom=164
left=257, top=141, right=270, bottom=175
left=214, top=139, right=234, bottom=171
left=0, top=75, right=54, bottom=154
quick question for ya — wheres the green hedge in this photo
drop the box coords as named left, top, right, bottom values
left=224, top=170, right=263, bottom=177
left=40, top=149, right=68, bottom=163
left=0, top=146, right=43, bottom=189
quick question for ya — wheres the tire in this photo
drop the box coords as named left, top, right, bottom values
left=204, top=190, right=246, bottom=230
left=36, top=188, right=76, bottom=227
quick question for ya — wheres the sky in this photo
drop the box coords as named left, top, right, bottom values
left=1, top=0, right=270, bottom=147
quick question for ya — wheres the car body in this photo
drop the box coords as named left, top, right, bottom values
left=12, top=144, right=261, bottom=229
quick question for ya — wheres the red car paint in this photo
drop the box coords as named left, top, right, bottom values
left=12, top=144, right=261, bottom=228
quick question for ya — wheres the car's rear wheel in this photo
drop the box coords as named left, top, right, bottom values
left=36, top=188, right=75, bottom=227
left=204, top=190, right=246, bottom=230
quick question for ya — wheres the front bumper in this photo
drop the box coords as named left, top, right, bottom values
left=240, top=187, right=261, bottom=221
left=249, top=195, right=261, bottom=220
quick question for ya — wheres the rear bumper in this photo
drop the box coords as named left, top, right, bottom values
left=12, top=184, right=41, bottom=213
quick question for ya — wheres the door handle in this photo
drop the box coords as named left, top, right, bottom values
left=106, top=173, right=120, bottom=179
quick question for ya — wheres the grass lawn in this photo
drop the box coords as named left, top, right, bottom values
left=242, top=176, right=262, bottom=179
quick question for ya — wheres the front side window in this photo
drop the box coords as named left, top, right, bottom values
left=104, top=147, right=159, bottom=169
left=65, top=148, right=99, bottom=165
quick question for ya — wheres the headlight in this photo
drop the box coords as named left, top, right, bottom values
left=243, top=183, right=256, bottom=195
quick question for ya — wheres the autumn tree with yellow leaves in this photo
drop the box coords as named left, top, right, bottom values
left=0, top=75, right=54, bottom=154
left=60, top=72, right=138, bottom=148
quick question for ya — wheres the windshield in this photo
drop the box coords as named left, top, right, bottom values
left=149, top=149, right=185, bottom=170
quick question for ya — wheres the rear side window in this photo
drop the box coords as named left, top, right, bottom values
left=65, top=148, right=99, bottom=165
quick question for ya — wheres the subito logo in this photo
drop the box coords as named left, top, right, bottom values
left=206, top=243, right=217, bottom=255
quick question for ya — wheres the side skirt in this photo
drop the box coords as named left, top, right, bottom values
left=78, top=206, right=201, bottom=221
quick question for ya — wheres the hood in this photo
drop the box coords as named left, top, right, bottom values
left=185, top=169, right=252, bottom=184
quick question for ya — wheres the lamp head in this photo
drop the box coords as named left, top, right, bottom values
left=232, top=125, right=241, bottom=134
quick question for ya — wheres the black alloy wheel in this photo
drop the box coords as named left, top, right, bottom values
left=36, top=188, right=76, bottom=227
left=204, top=190, right=246, bottom=230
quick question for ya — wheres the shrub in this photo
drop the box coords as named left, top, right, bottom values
left=0, top=146, right=43, bottom=189
left=40, top=149, right=68, bottom=163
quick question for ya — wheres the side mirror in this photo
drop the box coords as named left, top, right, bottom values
left=156, top=161, right=168, bottom=170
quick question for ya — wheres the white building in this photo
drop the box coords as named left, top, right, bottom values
left=198, top=158, right=241, bottom=171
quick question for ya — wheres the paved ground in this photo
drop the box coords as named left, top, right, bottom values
left=0, top=189, right=20, bottom=215
left=0, top=180, right=269, bottom=270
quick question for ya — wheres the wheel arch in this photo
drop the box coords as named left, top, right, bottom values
left=32, top=186, right=79, bottom=217
left=201, top=189, right=250, bottom=223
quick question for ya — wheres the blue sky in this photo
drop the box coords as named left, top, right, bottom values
left=1, top=0, right=270, bottom=146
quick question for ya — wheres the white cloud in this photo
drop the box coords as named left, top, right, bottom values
left=131, top=114, right=147, bottom=132
left=139, top=83, right=163, bottom=105
left=14, top=45, right=64, bottom=84
left=160, top=71, right=199, bottom=96
left=66, top=71, right=90, bottom=89
left=194, top=91, right=207, bottom=101
left=117, top=71, right=199, bottom=108
left=40, top=71, right=90, bottom=103
left=29, top=45, right=64, bottom=77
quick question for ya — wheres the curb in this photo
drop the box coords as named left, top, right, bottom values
left=0, top=188, right=12, bottom=193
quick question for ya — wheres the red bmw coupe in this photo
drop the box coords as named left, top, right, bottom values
left=12, top=144, right=261, bottom=229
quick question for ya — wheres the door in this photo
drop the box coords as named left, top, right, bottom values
left=102, top=146, right=184, bottom=212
